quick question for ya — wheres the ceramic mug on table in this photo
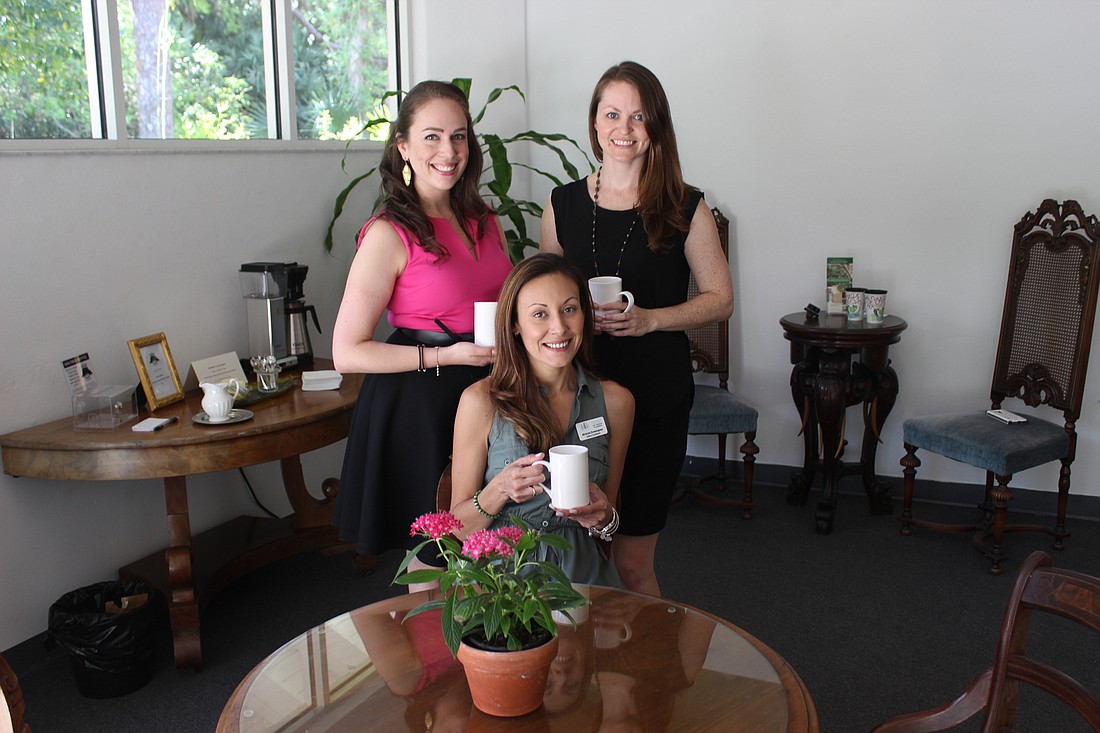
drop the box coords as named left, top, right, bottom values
left=533, top=445, right=590, bottom=510
left=588, top=277, right=635, bottom=316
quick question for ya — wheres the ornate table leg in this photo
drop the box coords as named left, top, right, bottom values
left=858, top=364, right=897, bottom=515
left=811, top=349, right=850, bottom=534
left=787, top=360, right=817, bottom=506
left=281, top=455, right=336, bottom=530
left=163, top=475, right=202, bottom=668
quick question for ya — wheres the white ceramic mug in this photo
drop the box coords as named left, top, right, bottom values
left=533, top=445, right=589, bottom=510
left=588, top=277, right=635, bottom=316
left=474, top=301, right=497, bottom=347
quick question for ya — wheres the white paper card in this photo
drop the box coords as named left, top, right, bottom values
left=191, top=352, right=248, bottom=386
left=62, top=353, right=98, bottom=395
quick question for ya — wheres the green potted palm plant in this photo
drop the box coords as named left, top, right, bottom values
left=396, top=511, right=587, bottom=717
left=324, top=79, right=593, bottom=262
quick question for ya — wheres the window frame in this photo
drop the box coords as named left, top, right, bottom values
left=2, top=0, right=407, bottom=149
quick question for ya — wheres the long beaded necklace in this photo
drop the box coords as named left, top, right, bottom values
left=591, top=167, right=639, bottom=277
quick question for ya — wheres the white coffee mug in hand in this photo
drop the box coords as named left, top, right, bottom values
left=588, top=276, right=635, bottom=316
left=533, top=445, right=589, bottom=510
left=474, top=301, right=497, bottom=346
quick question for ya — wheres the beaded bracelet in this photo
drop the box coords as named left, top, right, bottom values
left=588, top=507, right=619, bottom=542
left=434, top=346, right=441, bottom=377
left=473, top=488, right=501, bottom=519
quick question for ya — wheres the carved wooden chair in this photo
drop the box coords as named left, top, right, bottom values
left=900, top=199, right=1100, bottom=574
left=870, top=550, right=1100, bottom=732
left=677, top=208, right=759, bottom=518
left=1, top=650, right=30, bottom=733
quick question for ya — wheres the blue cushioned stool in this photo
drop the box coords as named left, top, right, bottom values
left=899, top=200, right=1100, bottom=574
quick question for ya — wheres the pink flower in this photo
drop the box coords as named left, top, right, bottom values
left=410, top=511, right=463, bottom=540
left=493, top=525, right=525, bottom=546
left=462, top=530, right=514, bottom=560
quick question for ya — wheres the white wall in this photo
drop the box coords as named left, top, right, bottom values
left=412, top=0, right=1100, bottom=494
left=0, top=145, right=377, bottom=649
left=4, top=0, right=1100, bottom=649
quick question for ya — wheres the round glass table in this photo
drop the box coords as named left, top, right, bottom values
left=216, top=585, right=818, bottom=733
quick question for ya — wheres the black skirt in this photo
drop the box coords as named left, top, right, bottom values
left=333, top=329, right=488, bottom=560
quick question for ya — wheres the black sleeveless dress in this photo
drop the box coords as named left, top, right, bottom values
left=550, top=179, right=701, bottom=535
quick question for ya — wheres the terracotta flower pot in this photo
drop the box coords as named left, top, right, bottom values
left=457, top=635, right=559, bottom=717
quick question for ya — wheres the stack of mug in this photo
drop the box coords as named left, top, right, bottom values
left=844, top=287, right=888, bottom=324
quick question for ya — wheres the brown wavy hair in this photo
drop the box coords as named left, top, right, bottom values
left=588, top=61, right=696, bottom=254
left=489, top=254, right=597, bottom=454
left=377, top=80, right=493, bottom=260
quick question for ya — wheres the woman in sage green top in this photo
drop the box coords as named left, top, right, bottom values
left=450, top=254, right=634, bottom=586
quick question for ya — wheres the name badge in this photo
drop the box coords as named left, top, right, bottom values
left=576, top=416, right=608, bottom=441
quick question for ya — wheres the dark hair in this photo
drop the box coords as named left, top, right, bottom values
left=377, top=80, right=493, bottom=260
left=587, top=61, right=695, bottom=253
left=489, top=254, right=597, bottom=454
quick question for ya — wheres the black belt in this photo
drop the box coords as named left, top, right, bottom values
left=397, top=328, right=474, bottom=346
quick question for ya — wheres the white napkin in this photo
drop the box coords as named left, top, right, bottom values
left=301, top=370, right=343, bottom=391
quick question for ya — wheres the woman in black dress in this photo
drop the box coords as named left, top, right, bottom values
left=540, top=61, right=733, bottom=596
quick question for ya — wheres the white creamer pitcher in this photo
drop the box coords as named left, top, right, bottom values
left=199, top=379, right=242, bottom=423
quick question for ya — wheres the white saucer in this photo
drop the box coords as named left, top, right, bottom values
left=193, top=409, right=254, bottom=426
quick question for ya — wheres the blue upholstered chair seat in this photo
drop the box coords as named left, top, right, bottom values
left=903, top=412, right=1069, bottom=477
left=688, top=385, right=759, bottom=435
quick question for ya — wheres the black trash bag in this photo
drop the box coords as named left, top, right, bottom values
left=46, top=580, right=158, bottom=699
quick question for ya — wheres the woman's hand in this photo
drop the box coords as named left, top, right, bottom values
left=553, top=483, right=614, bottom=530
left=438, top=342, right=496, bottom=368
left=485, top=452, right=547, bottom=504
left=593, top=301, right=656, bottom=338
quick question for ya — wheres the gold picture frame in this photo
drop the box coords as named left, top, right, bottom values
left=128, top=332, right=185, bottom=411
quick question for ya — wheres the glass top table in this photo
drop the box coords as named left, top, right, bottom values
left=216, top=585, right=818, bottom=733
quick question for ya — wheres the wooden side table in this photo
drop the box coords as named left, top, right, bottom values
left=0, top=361, right=362, bottom=668
left=780, top=313, right=907, bottom=534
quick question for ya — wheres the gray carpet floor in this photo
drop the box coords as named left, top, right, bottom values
left=11, top=481, right=1100, bottom=732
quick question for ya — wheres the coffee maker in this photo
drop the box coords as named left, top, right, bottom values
left=285, top=264, right=322, bottom=368
left=239, top=262, right=291, bottom=363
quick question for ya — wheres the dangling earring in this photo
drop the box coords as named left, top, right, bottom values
left=402, top=160, right=413, bottom=187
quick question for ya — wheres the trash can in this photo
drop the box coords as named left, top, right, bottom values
left=46, top=580, right=158, bottom=699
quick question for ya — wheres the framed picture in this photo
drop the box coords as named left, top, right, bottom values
left=128, top=332, right=185, bottom=411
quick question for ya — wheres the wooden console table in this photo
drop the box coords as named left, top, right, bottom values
left=0, top=361, right=362, bottom=669
left=780, top=313, right=907, bottom=534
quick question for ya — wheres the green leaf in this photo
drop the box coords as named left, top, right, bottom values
left=324, top=166, right=379, bottom=253
left=450, top=77, right=472, bottom=99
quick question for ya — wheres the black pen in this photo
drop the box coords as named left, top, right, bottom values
left=153, top=416, right=179, bottom=431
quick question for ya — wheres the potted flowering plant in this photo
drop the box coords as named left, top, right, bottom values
left=396, top=511, right=586, bottom=654
left=395, top=511, right=587, bottom=717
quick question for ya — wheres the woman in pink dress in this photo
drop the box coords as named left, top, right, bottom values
left=332, top=81, right=513, bottom=583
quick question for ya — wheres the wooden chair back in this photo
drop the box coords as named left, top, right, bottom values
left=686, top=208, right=730, bottom=388
left=991, top=199, right=1100, bottom=419
left=436, top=462, right=452, bottom=512
left=871, top=550, right=1100, bottom=732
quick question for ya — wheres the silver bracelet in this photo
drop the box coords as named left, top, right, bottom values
left=588, top=507, right=619, bottom=542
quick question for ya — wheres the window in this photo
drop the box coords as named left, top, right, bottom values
left=1, top=0, right=92, bottom=139
left=0, top=0, right=400, bottom=141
